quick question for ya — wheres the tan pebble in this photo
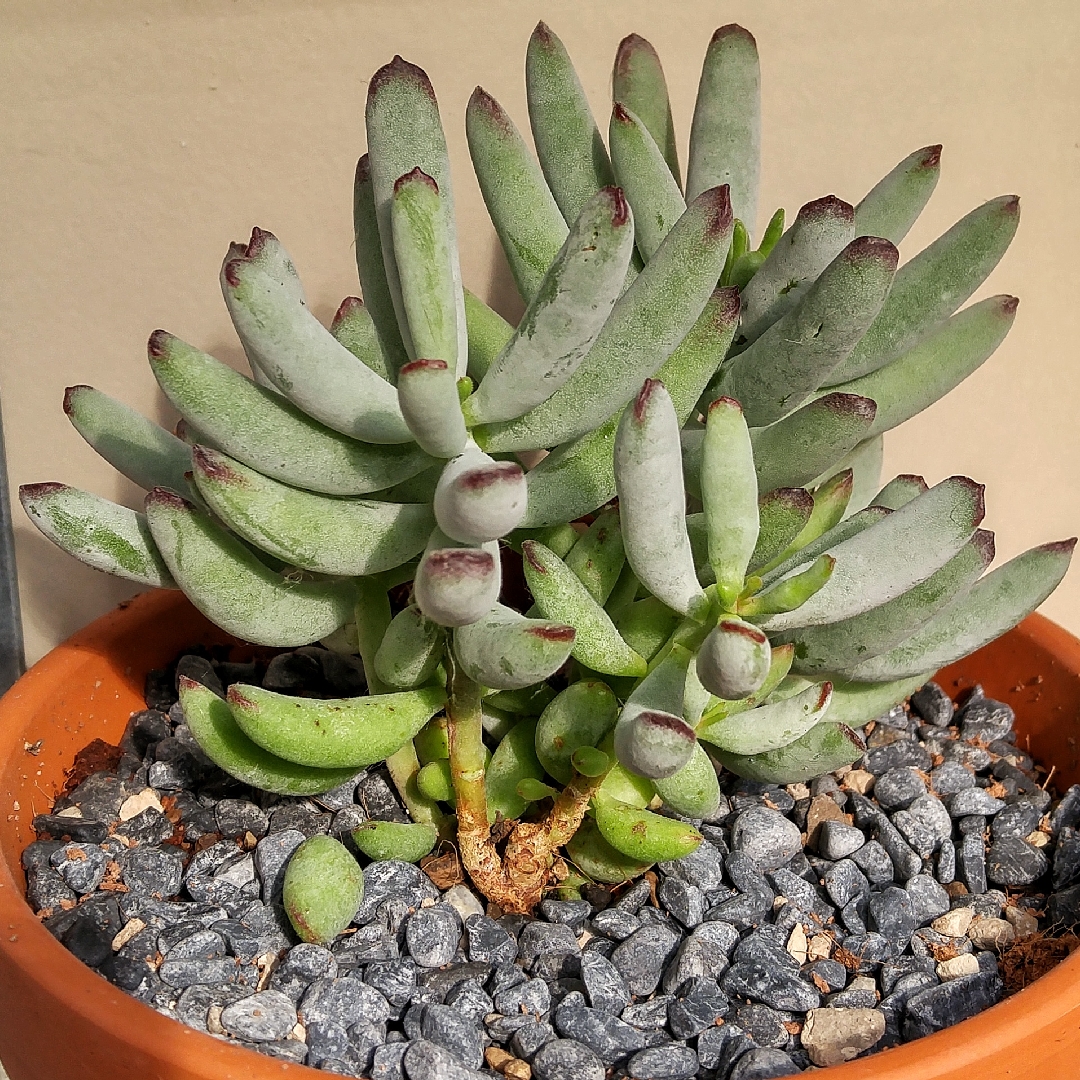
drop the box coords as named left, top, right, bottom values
left=937, top=953, right=980, bottom=981
left=1025, top=830, right=1050, bottom=848
left=968, top=916, right=1015, bottom=950
left=111, top=917, right=146, bottom=952
left=207, top=1005, right=225, bottom=1035
left=843, top=770, right=875, bottom=795
left=801, top=1007, right=886, bottom=1067
left=503, top=1061, right=531, bottom=1080
left=55, top=806, right=84, bottom=819
left=807, top=794, right=847, bottom=845
left=288, top=1022, right=306, bottom=1042
left=931, top=907, right=974, bottom=938
left=118, top=788, right=164, bottom=822
left=486, top=1048, right=515, bottom=1070
left=787, top=923, right=808, bottom=965
left=785, top=783, right=811, bottom=801
left=1004, top=906, right=1040, bottom=937
left=807, top=934, right=834, bottom=961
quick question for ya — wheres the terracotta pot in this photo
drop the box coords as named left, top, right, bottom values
left=1, top=590, right=1080, bottom=1079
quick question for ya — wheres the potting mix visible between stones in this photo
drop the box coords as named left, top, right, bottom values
left=20, top=646, right=1080, bottom=1080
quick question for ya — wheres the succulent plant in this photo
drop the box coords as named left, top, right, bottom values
left=22, top=22, right=1074, bottom=914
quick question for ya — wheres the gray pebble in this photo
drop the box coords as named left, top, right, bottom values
left=421, top=1003, right=484, bottom=1070
left=494, top=977, right=550, bottom=1016
left=863, top=741, right=932, bottom=775
left=910, top=682, right=953, bottom=726
left=728, top=1046, right=800, bottom=1079
left=512, top=1019, right=555, bottom=1060
left=948, top=788, right=1007, bottom=818
left=892, top=809, right=939, bottom=859
left=591, top=908, right=641, bottom=941
left=731, top=807, right=802, bottom=871
left=722, top=961, right=820, bottom=1012
left=580, top=950, right=631, bottom=1015
left=930, top=761, right=976, bottom=796
left=533, top=1039, right=605, bottom=1080
left=220, top=989, right=297, bottom=1041
left=553, top=1000, right=647, bottom=1064
left=851, top=840, right=896, bottom=885
left=464, top=914, right=517, bottom=965
left=658, top=876, right=704, bottom=928
left=986, top=836, right=1049, bottom=886
left=667, top=976, right=730, bottom=1038
left=874, top=767, right=927, bottom=810
left=628, top=1045, right=698, bottom=1079
left=611, top=925, right=681, bottom=997
left=50, top=843, right=108, bottom=894
left=158, top=957, right=236, bottom=988
left=406, top=904, right=461, bottom=968
left=903, top=972, right=1002, bottom=1039
left=823, top=859, right=870, bottom=907
left=540, top=898, right=592, bottom=929
left=992, top=799, right=1043, bottom=841
left=121, top=845, right=184, bottom=898
left=815, top=820, right=866, bottom=861
left=517, top=920, right=581, bottom=963
left=371, top=1042, right=410, bottom=1080
left=255, top=829, right=306, bottom=902
left=905, top=874, right=951, bottom=923
left=402, top=1039, right=481, bottom=1080
left=445, top=978, right=493, bottom=1024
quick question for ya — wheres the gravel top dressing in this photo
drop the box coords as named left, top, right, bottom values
left=21, top=647, right=1080, bottom=1078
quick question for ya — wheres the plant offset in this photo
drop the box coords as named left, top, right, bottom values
left=21, top=22, right=1073, bottom=926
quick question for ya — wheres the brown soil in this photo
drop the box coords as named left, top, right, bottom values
left=61, top=738, right=124, bottom=795
left=1000, top=932, right=1080, bottom=995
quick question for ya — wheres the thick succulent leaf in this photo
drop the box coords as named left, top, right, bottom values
left=509, top=522, right=580, bottom=560
left=354, top=155, right=409, bottom=377
left=566, top=815, right=653, bottom=883
left=761, top=471, right=853, bottom=574
left=748, top=489, right=815, bottom=573
left=486, top=717, right=546, bottom=822
left=391, top=169, right=461, bottom=373
left=522, top=288, right=740, bottom=527
left=226, top=682, right=446, bottom=769
left=610, top=104, right=684, bottom=260
left=701, top=396, right=758, bottom=607
left=738, top=196, right=855, bottom=344
left=20, top=483, right=174, bottom=587
left=616, top=597, right=682, bottom=664
left=811, top=435, right=884, bottom=516
left=687, top=25, right=760, bottom=238
left=373, top=606, right=444, bottom=690
left=330, top=297, right=392, bottom=382
left=414, top=715, right=450, bottom=763
left=465, top=187, right=634, bottom=425
left=593, top=794, right=702, bottom=862
left=757, top=476, right=985, bottom=631
left=872, top=474, right=928, bottom=510
left=535, top=680, right=620, bottom=785
left=616, top=380, right=706, bottom=617
left=613, top=33, right=681, bottom=186
left=64, top=385, right=191, bottom=494
left=416, top=760, right=454, bottom=802
left=825, top=195, right=1021, bottom=384
left=854, top=144, right=942, bottom=246
left=752, top=394, right=877, bottom=494
left=453, top=603, right=576, bottom=690
left=149, top=332, right=432, bottom=496
left=598, top=732, right=657, bottom=808
left=523, top=540, right=646, bottom=677
left=433, top=449, right=526, bottom=544
left=718, top=236, right=898, bottom=427
left=715, top=722, right=866, bottom=784
left=565, top=508, right=625, bottom=604
left=352, top=821, right=438, bottom=863
left=740, top=555, right=834, bottom=618
left=828, top=295, right=1018, bottom=437
left=784, top=529, right=995, bottom=675
left=144, top=490, right=353, bottom=646
left=614, top=646, right=695, bottom=778
left=761, top=504, right=889, bottom=588
left=526, top=21, right=615, bottom=226
left=179, top=678, right=359, bottom=795
left=414, top=533, right=501, bottom=628
left=696, top=642, right=796, bottom=730
left=823, top=675, right=932, bottom=728
left=487, top=683, right=558, bottom=718
left=653, top=742, right=721, bottom=818
left=697, top=680, right=832, bottom=756
left=365, top=57, right=467, bottom=373
left=396, top=359, right=467, bottom=459
left=190, top=446, right=433, bottom=576
left=221, top=230, right=411, bottom=444
left=464, top=290, right=514, bottom=383
left=476, top=187, right=733, bottom=453
left=844, top=539, right=1077, bottom=681
left=697, top=618, right=772, bottom=700
left=572, top=747, right=611, bottom=777
left=466, top=87, right=568, bottom=303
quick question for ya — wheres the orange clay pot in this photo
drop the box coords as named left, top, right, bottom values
left=1, top=589, right=1080, bottom=1079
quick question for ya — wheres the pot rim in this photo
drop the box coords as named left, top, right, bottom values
left=0, top=589, right=1078, bottom=1079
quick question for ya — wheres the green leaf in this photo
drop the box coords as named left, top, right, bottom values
left=698, top=679, right=832, bottom=756
left=752, top=393, right=878, bottom=494
left=373, top=606, right=444, bottom=690
left=526, top=21, right=615, bottom=225
left=854, top=144, right=942, bottom=246
left=396, top=359, right=467, bottom=459
left=714, top=722, right=866, bottom=784
left=613, top=33, right=681, bottom=186
left=758, top=207, right=785, bottom=257
left=179, top=677, right=360, bottom=795
left=351, top=821, right=438, bottom=863
left=593, top=794, right=702, bottom=862
left=20, top=483, right=174, bottom=588
left=463, top=290, right=514, bottom=383
left=416, top=759, right=455, bottom=802
left=63, top=385, right=191, bottom=494
left=748, top=489, right=815, bottom=573
left=825, top=195, right=1021, bottom=384
left=609, top=104, right=684, bottom=260
left=615, top=597, right=682, bottom=664
left=565, top=509, right=626, bottom=605
left=453, top=603, right=576, bottom=690
left=283, top=835, right=363, bottom=944
left=466, top=86, right=568, bottom=304
left=572, top=746, right=612, bottom=777
left=190, top=446, right=433, bottom=576
left=842, top=539, right=1077, bottom=681
left=523, top=540, right=647, bottom=676
left=535, top=680, right=620, bottom=785
left=487, top=718, right=546, bottom=820
left=687, top=24, right=760, bottom=238
left=517, top=777, right=560, bottom=802
left=464, top=187, right=634, bottom=425
left=739, top=555, right=835, bottom=618
left=226, top=681, right=446, bottom=769
left=872, top=474, right=928, bottom=510
left=701, top=396, right=758, bottom=608
left=149, top=331, right=432, bottom=496
left=823, top=675, right=932, bottom=729
left=653, top=742, right=721, bottom=819
left=476, top=188, right=734, bottom=453
left=738, top=196, right=854, bottom=344
left=486, top=683, right=558, bottom=717
left=697, top=641, right=795, bottom=730
left=760, top=472, right=853, bottom=574
left=566, top=815, right=652, bottom=883
left=718, top=236, right=898, bottom=427
left=616, top=380, right=707, bottom=617
left=330, top=297, right=393, bottom=383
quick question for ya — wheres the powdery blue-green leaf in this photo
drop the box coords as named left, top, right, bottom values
left=565, top=508, right=625, bottom=604
left=872, top=474, right=928, bottom=510
left=144, top=489, right=353, bottom=646
left=613, top=33, right=681, bottom=187
left=696, top=618, right=772, bottom=700
left=807, top=435, right=883, bottom=517
left=822, top=675, right=933, bottom=729
left=466, top=86, right=568, bottom=304
left=63, top=385, right=191, bottom=494
left=190, top=446, right=432, bottom=576
left=653, top=742, right=720, bottom=819
left=149, top=331, right=432, bottom=496
left=464, top=187, right=634, bottom=425
left=825, top=195, right=1021, bottom=384
left=330, top=297, right=392, bottom=383
left=616, top=379, right=706, bottom=617
left=854, top=144, right=942, bottom=246
left=21, top=482, right=174, bottom=587
left=453, top=603, right=576, bottom=690
left=697, top=680, right=832, bottom=756
left=464, top=290, right=514, bottom=383
left=414, top=533, right=501, bottom=628
left=687, top=25, right=760, bottom=239
left=536, top=680, right=620, bottom=785
left=433, top=449, right=526, bottom=545
left=615, top=597, right=682, bottom=664
left=714, top=722, right=866, bottom=784
left=396, top=359, right=467, bottom=459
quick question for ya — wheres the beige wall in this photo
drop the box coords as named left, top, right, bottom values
left=1, top=0, right=1078, bottom=665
